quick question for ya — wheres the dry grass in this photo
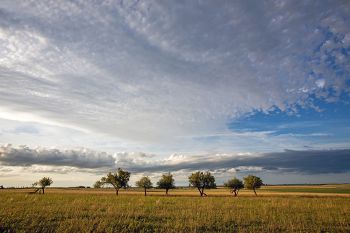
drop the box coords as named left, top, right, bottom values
left=4, top=184, right=350, bottom=197
left=0, top=186, right=349, bottom=232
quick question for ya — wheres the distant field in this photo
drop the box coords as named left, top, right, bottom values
left=4, top=184, right=350, bottom=196
left=261, top=184, right=350, bottom=194
left=0, top=185, right=349, bottom=232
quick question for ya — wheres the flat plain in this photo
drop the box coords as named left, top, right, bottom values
left=0, top=185, right=349, bottom=232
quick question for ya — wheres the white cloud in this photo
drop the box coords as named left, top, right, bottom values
left=0, top=106, right=89, bottom=133
left=0, top=1, right=349, bottom=154
left=315, top=79, right=326, bottom=89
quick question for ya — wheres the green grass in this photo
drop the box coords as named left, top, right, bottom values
left=0, top=189, right=349, bottom=232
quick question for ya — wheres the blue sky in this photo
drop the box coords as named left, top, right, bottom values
left=228, top=98, right=350, bottom=150
left=0, top=0, right=349, bottom=186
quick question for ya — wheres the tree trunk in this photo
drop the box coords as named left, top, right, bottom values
left=233, top=189, right=237, bottom=197
left=144, top=188, right=147, bottom=196
left=197, top=187, right=202, bottom=196
left=42, top=188, right=44, bottom=194
left=201, top=187, right=206, bottom=197
left=165, top=188, right=168, bottom=195
left=253, top=188, right=257, bottom=196
left=116, top=188, right=119, bottom=196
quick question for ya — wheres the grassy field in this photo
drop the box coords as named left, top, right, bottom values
left=260, top=184, right=350, bottom=194
left=0, top=186, right=349, bottom=232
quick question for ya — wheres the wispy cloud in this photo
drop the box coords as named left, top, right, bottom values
left=0, top=0, right=349, bottom=143
left=0, top=1, right=349, bottom=185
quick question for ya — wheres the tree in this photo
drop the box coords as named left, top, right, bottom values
left=93, top=180, right=103, bottom=188
left=136, top=176, right=152, bottom=196
left=188, top=171, right=216, bottom=197
left=224, top=177, right=244, bottom=197
left=100, top=168, right=130, bottom=195
left=157, top=172, right=175, bottom=195
left=243, top=175, right=263, bottom=196
left=33, top=177, right=53, bottom=194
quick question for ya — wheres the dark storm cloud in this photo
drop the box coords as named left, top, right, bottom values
left=0, top=145, right=115, bottom=168
left=124, top=149, right=350, bottom=175
left=1, top=144, right=349, bottom=175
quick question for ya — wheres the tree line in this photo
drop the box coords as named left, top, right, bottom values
left=31, top=168, right=263, bottom=196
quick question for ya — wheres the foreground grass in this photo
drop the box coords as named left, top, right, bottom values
left=0, top=190, right=349, bottom=232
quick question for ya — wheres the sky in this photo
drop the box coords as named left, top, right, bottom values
left=0, top=0, right=349, bottom=187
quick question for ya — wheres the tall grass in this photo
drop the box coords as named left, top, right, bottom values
left=0, top=190, right=349, bottom=232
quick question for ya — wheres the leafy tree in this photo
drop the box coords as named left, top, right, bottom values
left=157, top=172, right=175, bottom=195
left=188, top=171, right=216, bottom=197
left=93, top=180, right=103, bottom=188
left=224, top=177, right=244, bottom=196
left=243, top=175, right=263, bottom=196
left=136, top=176, right=152, bottom=196
left=100, top=168, right=130, bottom=195
left=33, top=177, right=53, bottom=194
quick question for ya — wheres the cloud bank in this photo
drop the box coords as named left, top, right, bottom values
left=1, top=145, right=349, bottom=175
left=120, top=149, right=350, bottom=175
left=0, top=144, right=115, bottom=168
left=0, top=1, right=349, bottom=142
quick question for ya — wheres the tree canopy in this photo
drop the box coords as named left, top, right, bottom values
left=224, top=177, right=244, bottom=196
left=93, top=180, right=103, bottom=189
left=33, top=177, right=53, bottom=194
left=157, top=173, right=175, bottom=195
left=136, top=176, right=152, bottom=196
left=188, top=171, right=216, bottom=196
left=243, top=175, right=263, bottom=196
left=100, top=168, right=130, bottom=195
